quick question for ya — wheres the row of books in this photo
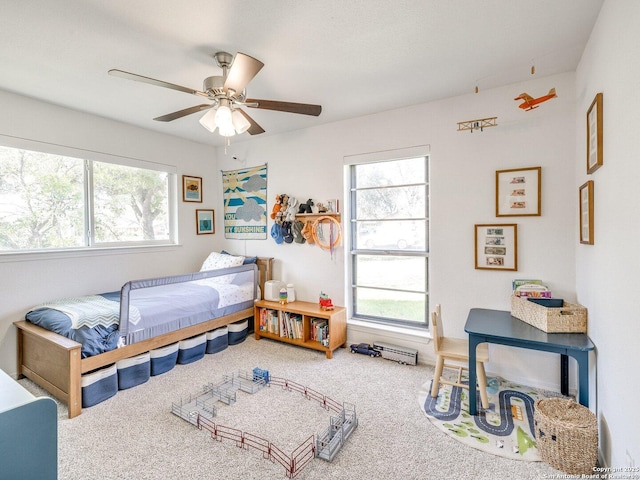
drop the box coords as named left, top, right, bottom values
left=258, top=308, right=330, bottom=346
left=310, top=317, right=329, bottom=347
left=512, top=279, right=552, bottom=298
left=258, top=308, right=279, bottom=334
left=280, top=312, right=303, bottom=340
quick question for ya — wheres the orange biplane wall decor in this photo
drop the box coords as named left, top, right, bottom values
left=514, top=88, right=557, bottom=111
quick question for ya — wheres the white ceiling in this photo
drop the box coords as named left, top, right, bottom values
left=1, top=0, right=603, bottom=147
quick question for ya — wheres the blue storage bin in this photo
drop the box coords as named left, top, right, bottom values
left=81, top=364, right=118, bottom=408
left=177, top=334, right=207, bottom=364
left=206, top=327, right=229, bottom=354
left=150, top=342, right=179, bottom=376
left=116, top=352, right=150, bottom=390
left=228, top=319, right=249, bottom=345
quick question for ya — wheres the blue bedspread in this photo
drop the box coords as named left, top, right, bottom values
left=26, top=292, right=122, bottom=357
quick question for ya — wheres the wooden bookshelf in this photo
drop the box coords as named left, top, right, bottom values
left=254, top=300, right=347, bottom=359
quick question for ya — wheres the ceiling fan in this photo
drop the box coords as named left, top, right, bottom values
left=108, top=51, right=322, bottom=137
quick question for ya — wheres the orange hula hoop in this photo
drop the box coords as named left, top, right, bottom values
left=311, top=216, right=342, bottom=250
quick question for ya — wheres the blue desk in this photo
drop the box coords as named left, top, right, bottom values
left=465, top=308, right=594, bottom=416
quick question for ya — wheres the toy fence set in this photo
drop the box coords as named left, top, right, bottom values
left=511, top=280, right=587, bottom=333
left=81, top=321, right=249, bottom=408
left=171, top=369, right=358, bottom=479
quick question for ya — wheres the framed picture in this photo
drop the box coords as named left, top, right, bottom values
left=586, top=92, right=603, bottom=174
left=182, top=175, right=202, bottom=203
left=496, top=166, right=541, bottom=217
left=579, top=181, right=594, bottom=245
left=474, top=224, right=518, bottom=271
left=196, top=209, right=215, bottom=235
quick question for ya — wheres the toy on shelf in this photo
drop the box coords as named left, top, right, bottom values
left=279, top=287, right=288, bottom=304
left=319, top=292, right=334, bottom=310
left=298, top=198, right=314, bottom=214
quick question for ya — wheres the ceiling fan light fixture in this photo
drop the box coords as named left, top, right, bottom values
left=232, top=110, right=251, bottom=134
left=218, top=124, right=236, bottom=137
left=198, top=109, right=217, bottom=133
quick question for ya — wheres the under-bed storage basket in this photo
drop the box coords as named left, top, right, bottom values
left=177, top=334, right=207, bottom=364
left=150, top=342, right=179, bottom=376
left=116, top=352, right=150, bottom=390
left=534, top=398, right=597, bottom=474
left=228, top=319, right=249, bottom=345
left=81, top=364, right=118, bottom=408
left=206, top=326, right=229, bottom=354
left=511, top=295, right=587, bottom=333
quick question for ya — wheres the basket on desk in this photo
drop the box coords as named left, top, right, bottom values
left=534, top=398, right=597, bottom=474
left=511, top=295, right=587, bottom=333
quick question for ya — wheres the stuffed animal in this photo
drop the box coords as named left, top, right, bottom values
left=316, top=202, right=328, bottom=213
left=276, top=194, right=289, bottom=225
left=270, top=195, right=283, bottom=220
left=298, top=198, right=314, bottom=214
left=285, top=197, right=299, bottom=222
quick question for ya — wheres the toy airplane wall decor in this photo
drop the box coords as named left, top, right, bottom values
left=514, top=88, right=557, bottom=111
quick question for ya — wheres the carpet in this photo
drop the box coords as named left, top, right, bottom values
left=418, top=375, right=565, bottom=462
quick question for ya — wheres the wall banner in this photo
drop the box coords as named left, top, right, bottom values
left=221, top=164, right=267, bottom=239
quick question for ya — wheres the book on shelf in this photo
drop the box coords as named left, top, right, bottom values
left=280, top=312, right=303, bottom=340
left=259, top=308, right=279, bottom=335
left=310, top=317, right=329, bottom=346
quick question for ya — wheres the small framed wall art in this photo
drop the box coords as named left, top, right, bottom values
left=196, top=209, right=215, bottom=235
left=586, top=92, right=603, bottom=174
left=495, top=167, right=541, bottom=217
left=474, top=223, right=518, bottom=271
left=579, top=181, right=594, bottom=245
left=182, top=175, right=203, bottom=203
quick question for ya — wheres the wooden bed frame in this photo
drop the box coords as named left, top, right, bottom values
left=14, top=257, right=273, bottom=418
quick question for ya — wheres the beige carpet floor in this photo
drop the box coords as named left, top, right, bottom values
left=20, top=335, right=565, bottom=479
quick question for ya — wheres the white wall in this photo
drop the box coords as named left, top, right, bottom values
left=575, top=0, right=640, bottom=468
left=0, top=90, right=219, bottom=375
left=217, top=72, right=578, bottom=391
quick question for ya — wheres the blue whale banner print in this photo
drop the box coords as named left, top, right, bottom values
left=222, top=164, right=268, bottom=239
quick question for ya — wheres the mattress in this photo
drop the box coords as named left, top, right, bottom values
left=25, top=264, right=257, bottom=358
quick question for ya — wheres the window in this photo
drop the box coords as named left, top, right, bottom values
left=349, top=155, right=429, bottom=328
left=0, top=143, right=175, bottom=252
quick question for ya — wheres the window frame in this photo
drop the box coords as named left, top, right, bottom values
left=0, top=135, right=178, bottom=256
left=345, top=146, right=430, bottom=330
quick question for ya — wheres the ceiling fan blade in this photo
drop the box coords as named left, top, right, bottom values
left=237, top=109, right=265, bottom=135
left=153, top=104, right=213, bottom=122
left=245, top=98, right=322, bottom=116
left=223, top=53, right=264, bottom=95
left=108, top=69, right=208, bottom=98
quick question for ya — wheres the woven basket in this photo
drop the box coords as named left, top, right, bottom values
left=511, top=295, right=587, bottom=332
left=534, top=398, right=598, bottom=474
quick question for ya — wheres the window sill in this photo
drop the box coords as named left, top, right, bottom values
left=348, top=317, right=432, bottom=340
left=0, top=243, right=182, bottom=263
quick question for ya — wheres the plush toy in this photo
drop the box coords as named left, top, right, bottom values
left=276, top=195, right=289, bottom=225
left=270, top=195, right=283, bottom=220
left=285, top=197, right=299, bottom=222
left=316, top=202, right=328, bottom=213
left=298, top=198, right=314, bottom=214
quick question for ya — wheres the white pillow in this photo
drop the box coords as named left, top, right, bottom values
left=200, top=251, right=245, bottom=272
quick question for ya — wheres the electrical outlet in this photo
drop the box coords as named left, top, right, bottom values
left=627, top=449, right=635, bottom=468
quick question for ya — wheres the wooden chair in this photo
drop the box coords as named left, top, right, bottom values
left=430, top=304, right=490, bottom=410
